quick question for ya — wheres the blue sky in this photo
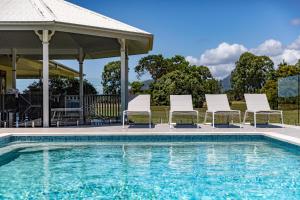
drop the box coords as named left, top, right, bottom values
left=19, top=0, right=300, bottom=92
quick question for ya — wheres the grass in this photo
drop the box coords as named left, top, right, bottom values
left=128, top=101, right=300, bottom=126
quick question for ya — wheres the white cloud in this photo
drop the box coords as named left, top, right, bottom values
left=185, top=56, right=199, bottom=65
left=251, top=39, right=283, bottom=56
left=199, top=42, right=247, bottom=65
left=207, top=64, right=235, bottom=80
left=288, top=36, right=300, bottom=50
left=291, top=18, right=300, bottom=26
left=185, top=43, right=247, bottom=79
left=272, top=49, right=300, bottom=66
left=187, top=43, right=247, bottom=67
left=186, top=36, right=300, bottom=80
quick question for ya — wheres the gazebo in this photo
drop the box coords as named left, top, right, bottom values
left=0, top=0, right=153, bottom=127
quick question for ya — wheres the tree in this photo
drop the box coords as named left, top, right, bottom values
left=130, top=81, right=144, bottom=94
left=135, top=54, right=189, bottom=81
left=276, top=62, right=300, bottom=78
left=261, top=80, right=278, bottom=109
left=102, top=61, right=121, bottom=95
left=231, top=52, right=274, bottom=99
left=24, top=77, right=97, bottom=95
left=165, top=55, right=190, bottom=72
left=295, top=59, right=300, bottom=68
left=63, top=78, right=97, bottom=95
left=151, top=65, right=221, bottom=107
left=261, top=61, right=300, bottom=108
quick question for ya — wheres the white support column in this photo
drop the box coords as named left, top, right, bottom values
left=120, top=39, right=129, bottom=121
left=42, top=30, right=50, bottom=127
left=11, top=48, right=17, bottom=90
left=78, top=48, right=85, bottom=122
left=125, top=50, right=129, bottom=106
left=34, top=30, right=54, bottom=127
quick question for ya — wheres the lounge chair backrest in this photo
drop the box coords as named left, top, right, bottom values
left=128, top=95, right=151, bottom=112
left=205, top=94, right=231, bottom=111
left=244, top=94, right=271, bottom=111
left=170, top=95, right=194, bottom=112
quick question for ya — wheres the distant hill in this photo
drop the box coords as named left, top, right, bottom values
left=221, top=75, right=231, bottom=91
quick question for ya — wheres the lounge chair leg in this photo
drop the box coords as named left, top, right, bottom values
left=204, top=112, right=207, bottom=124
left=122, top=112, right=126, bottom=128
left=243, top=111, right=247, bottom=125
left=212, top=112, right=215, bottom=128
left=226, top=114, right=230, bottom=127
left=281, top=111, right=284, bottom=127
left=254, top=112, right=257, bottom=128
left=196, top=111, right=199, bottom=128
left=149, top=112, right=151, bottom=128
left=239, top=111, right=242, bottom=128
left=169, top=112, right=172, bottom=129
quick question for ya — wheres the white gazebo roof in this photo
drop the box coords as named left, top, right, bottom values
left=0, top=0, right=153, bottom=59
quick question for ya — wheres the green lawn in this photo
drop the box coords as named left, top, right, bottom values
left=128, top=101, right=300, bottom=126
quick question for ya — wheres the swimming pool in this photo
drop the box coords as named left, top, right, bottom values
left=1, top=135, right=300, bottom=199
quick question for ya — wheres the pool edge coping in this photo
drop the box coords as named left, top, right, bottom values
left=0, top=131, right=299, bottom=148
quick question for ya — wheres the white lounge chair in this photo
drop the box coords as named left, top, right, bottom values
left=243, top=94, right=284, bottom=128
left=123, top=95, right=151, bottom=128
left=204, top=94, right=241, bottom=128
left=169, top=95, right=199, bottom=128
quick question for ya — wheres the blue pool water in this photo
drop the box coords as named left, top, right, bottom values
left=1, top=139, right=300, bottom=199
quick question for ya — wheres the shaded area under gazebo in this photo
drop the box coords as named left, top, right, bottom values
left=0, top=56, right=79, bottom=83
left=0, top=0, right=153, bottom=127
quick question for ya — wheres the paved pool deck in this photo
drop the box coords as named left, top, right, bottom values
left=0, top=123, right=299, bottom=146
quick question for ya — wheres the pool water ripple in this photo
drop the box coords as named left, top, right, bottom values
left=0, top=141, right=300, bottom=199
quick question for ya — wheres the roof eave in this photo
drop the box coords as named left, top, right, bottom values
left=53, top=22, right=154, bottom=52
left=0, top=21, right=153, bottom=52
left=49, top=60, right=79, bottom=75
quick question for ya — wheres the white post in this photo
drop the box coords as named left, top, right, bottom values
left=125, top=51, right=128, bottom=106
left=35, top=30, right=54, bottom=127
left=42, top=30, right=50, bottom=127
left=11, top=48, right=17, bottom=90
left=120, top=39, right=128, bottom=122
left=78, top=48, right=84, bottom=122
